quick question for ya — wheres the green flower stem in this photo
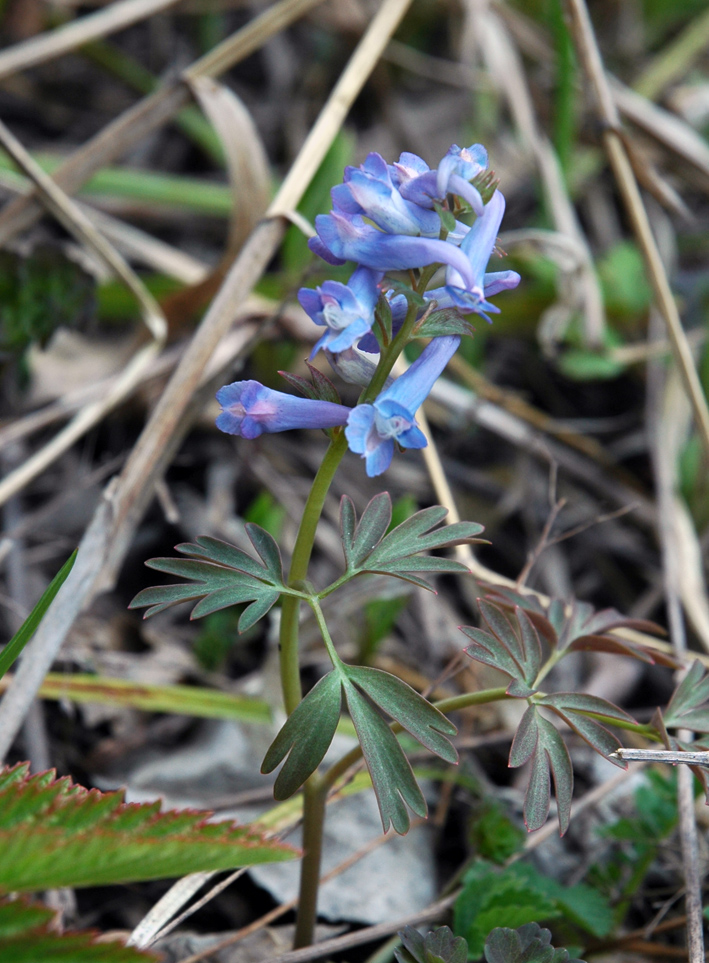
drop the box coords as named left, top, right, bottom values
left=293, top=773, right=327, bottom=949
left=280, top=432, right=349, bottom=716
left=309, top=598, right=346, bottom=670
left=281, top=262, right=445, bottom=949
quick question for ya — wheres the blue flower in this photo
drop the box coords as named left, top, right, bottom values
left=345, top=336, right=460, bottom=476
left=310, top=211, right=478, bottom=285
left=443, top=190, right=520, bottom=320
left=298, top=266, right=383, bottom=357
left=332, top=152, right=441, bottom=236
left=216, top=381, right=350, bottom=439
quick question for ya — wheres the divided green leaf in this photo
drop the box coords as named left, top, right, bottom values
left=346, top=665, right=458, bottom=764
left=339, top=494, right=485, bottom=592
left=663, top=660, right=709, bottom=732
left=0, top=764, right=296, bottom=894
left=0, top=897, right=157, bottom=961
left=461, top=602, right=542, bottom=698
left=509, top=706, right=573, bottom=834
left=261, top=671, right=342, bottom=799
left=342, top=677, right=427, bottom=835
left=538, top=693, right=633, bottom=763
left=129, top=528, right=286, bottom=631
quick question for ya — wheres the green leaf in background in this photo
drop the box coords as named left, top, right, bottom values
left=461, top=602, right=542, bottom=698
left=509, top=706, right=573, bottom=834
left=456, top=861, right=610, bottom=958
left=0, top=897, right=157, bottom=962
left=0, top=550, right=77, bottom=682
left=455, top=861, right=561, bottom=959
left=244, top=491, right=287, bottom=539
left=0, top=764, right=296, bottom=894
left=342, top=676, right=427, bottom=835
left=129, top=527, right=290, bottom=630
left=261, top=671, right=342, bottom=800
left=469, top=800, right=526, bottom=864
left=484, top=923, right=587, bottom=963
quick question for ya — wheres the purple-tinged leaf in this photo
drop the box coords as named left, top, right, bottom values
left=509, top=707, right=573, bottom=834
left=175, top=536, right=269, bottom=581
left=261, top=671, right=342, bottom=799
left=480, top=585, right=672, bottom=666
left=342, top=679, right=426, bottom=834
left=539, top=693, right=632, bottom=768
left=415, top=309, right=475, bottom=339
left=346, top=665, right=457, bottom=764
left=485, top=924, right=586, bottom=963
left=461, top=603, right=541, bottom=698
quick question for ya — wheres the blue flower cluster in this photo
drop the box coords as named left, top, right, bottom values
left=216, top=144, right=520, bottom=476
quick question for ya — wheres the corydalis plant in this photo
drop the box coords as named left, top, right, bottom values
left=133, top=141, right=520, bottom=946
left=461, top=588, right=668, bottom=834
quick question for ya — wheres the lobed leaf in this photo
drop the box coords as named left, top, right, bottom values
left=342, top=679, right=426, bottom=835
left=346, top=665, right=457, bottom=764
left=261, top=671, right=342, bottom=799
left=509, top=707, right=573, bottom=834
left=0, top=896, right=157, bottom=961
left=341, top=493, right=392, bottom=569
left=461, top=602, right=541, bottom=698
left=0, top=764, right=296, bottom=894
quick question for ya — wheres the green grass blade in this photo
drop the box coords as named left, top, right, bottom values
left=0, top=550, right=77, bottom=682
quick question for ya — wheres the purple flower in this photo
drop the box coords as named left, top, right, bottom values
left=392, top=144, right=487, bottom=217
left=345, top=336, right=460, bottom=476
left=443, top=190, right=520, bottom=320
left=216, top=381, right=350, bottom=439
left=310, top=211, right=478, bottom=285
left=298, top=266, right=382, bottom=357
left=331, top=152, right=441, bottom=236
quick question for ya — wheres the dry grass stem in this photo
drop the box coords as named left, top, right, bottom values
left=0, top=0, right=326, bottom=245
left=0, top=0, right=183, bottom=82
left=567, top=0, right=709, bottom=457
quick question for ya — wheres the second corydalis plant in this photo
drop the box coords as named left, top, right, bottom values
left=462, top=588, right=669, bottom=834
